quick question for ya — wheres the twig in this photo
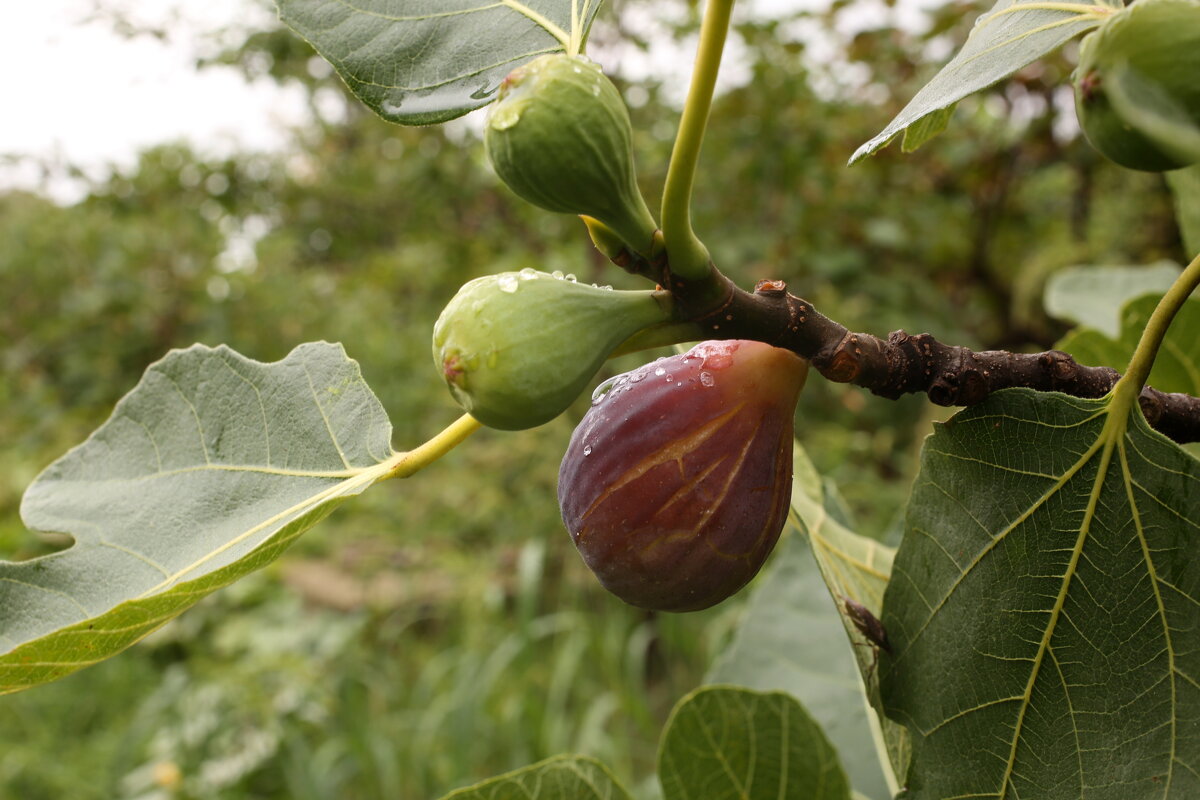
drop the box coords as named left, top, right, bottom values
left=665, top=276, right=1200, bottom=444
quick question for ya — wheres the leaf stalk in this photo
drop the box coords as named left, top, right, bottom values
left=660, top=0, right=735, bottom=282
left=1115, top=252, right=1200, bottom=407
left=382, top=413, right=483, bottom=481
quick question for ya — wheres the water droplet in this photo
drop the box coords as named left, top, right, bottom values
left=497, top=274, right=519, bottom=293
left=591, top=374, right=628, bottom=403
left=654, top=367, right=666, bottom=376
left=692, top=341, right=738, bottom=369
left=564, top=273, right=577, bottom=282
left=583, top=445, right=593, bottom=456
left=628, top=370, right=645, bottom=383
left=600, top=284, right=613, bottom=291
left=700, top=371, right=714, bottom=387
left=551, top=270, right=565, bottom=279
left=592, top=85, right=601, bottom=97
left=489, top=106, right=522, bottom=131
left=665, top=374, right=674, bottom=383
left=519, top=267, right=539, bottom=279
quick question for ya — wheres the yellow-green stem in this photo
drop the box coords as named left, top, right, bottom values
left=1110, top=252, right=1200, bottom=415
left=381, top=413, right=483, bottom=481
left=660, top=0, right=735, bottom=281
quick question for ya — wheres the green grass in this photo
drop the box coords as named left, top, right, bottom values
left=0, top=508, right=727, bottom=800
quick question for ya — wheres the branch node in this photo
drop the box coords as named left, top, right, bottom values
left=754, top=279, right=788, bottom=296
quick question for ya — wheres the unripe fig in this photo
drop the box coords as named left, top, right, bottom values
left=433, top=270, right=674, bottom=431
left=486, top=54, right=658, bottom=255
left=558, top=341, right=809, bottom=612
left=1073, top=0, right=1200, bottom=172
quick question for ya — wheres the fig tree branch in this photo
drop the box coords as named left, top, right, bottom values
left=630, top=261, right=1200, bottom=444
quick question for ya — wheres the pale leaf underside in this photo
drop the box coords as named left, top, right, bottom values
left=1, top=342, right=394, bottom=693
left=850, top=0, right=1116, bottom=163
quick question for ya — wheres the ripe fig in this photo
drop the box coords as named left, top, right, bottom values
left=558, top=340, right=809, bottom=612
left=433, top=270, right=673, bottom=431
left=1073, top=0, right=1200, bottom=171
left=485, top=54, right=658, bottom=255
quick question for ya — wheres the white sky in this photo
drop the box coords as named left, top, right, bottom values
left=1, top=0, right=957, bottom=203
left=1, top=0, right=311, bottom=201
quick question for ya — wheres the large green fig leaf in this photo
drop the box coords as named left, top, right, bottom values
left=2, top=342, right=395, bottom=694
left=882, top=389, right=1200, bottom=799
left=658, top=686, right=851, bottom=800
left=708, top=444, right=900, bottom=799
left=1044, top=261, right=1182, bottom=338
left=850, top=0, right=1117, bottom=164
left=438, top=755, right=631, bottom=800
left=275, top=0, right=603, bottom=125
left=1056, top=294, right=1200, bottom=396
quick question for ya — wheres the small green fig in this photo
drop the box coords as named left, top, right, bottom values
left=558, top=340, right=809, bottom=612
left=485, top=54, right=658, bottom=255
left=1073, top=0, right=1200, bottom=172
left=433, top=270, right=674, bottom=431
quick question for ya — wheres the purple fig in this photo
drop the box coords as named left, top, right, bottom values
left=558, top=340, right=808, bottom=612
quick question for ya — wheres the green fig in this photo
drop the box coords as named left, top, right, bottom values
left=1073, top=0, right=1200, bottom=172
left=558, top=340, right=809, bottom=612
left=485, top=54, right=658, bottom=255
left=433, top=270, right=674, bottom=430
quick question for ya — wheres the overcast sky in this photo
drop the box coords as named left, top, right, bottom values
left=1, top=0, right=311, bottom=201
left=2, top=0, right=951, bottom=203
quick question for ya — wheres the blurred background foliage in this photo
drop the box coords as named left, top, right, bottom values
left=0, top=0, right=1188, bottom=796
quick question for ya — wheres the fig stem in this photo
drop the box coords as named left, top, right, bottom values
left=1116, top=251, right=1200, bottom=400
left=382, top=413, right=483, bottom=481
left=660, top=0, right=733, bottom=284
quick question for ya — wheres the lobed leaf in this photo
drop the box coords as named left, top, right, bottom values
left=658, top=685, right=851, bottom=800
left=2, top=342, right=394, bottom=693
left=883, top=389, right=1200, bottom=799
left=850, top=0, right=1117, bottom=164
left=275, top=0, right=604, bottom=125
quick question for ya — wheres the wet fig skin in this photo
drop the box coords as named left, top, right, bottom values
left=433, top=270, right=673, bottom=431
left=558, top=340, right=809, bottom=612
